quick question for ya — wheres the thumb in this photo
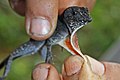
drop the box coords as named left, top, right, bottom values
left=62, top=55, right=105, bottom=80
left=32, top=63, right=61, bottom=80
left=9, top=0, right=58, bottom=40
left=25, top=0, right=58, bottom=40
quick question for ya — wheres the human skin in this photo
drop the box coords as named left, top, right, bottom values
left=9, top=0, right=95, bottom=40
left=32, top=55, right=120, bottom=80
left=8, top=0, right=120, bottom=80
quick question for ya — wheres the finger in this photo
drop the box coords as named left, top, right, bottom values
left=59, top=0, right=96, bottom=14
left=26, top=0, right=58, bottom=40
left=59, top=74, right=63, bottom=80
left=103, top=62, right=120, bottom=80
left=78, top=55, right=105, bottom=80
left=62, top=55, right=105, bottom=80
left=63, top=55, right=120, bottom=80
left=9, top=0, right=25, bottom=16
left=62, top=55, right=84, bottom=80
left=86, top=0, right=96, bottom=10
left=32, top=63, right=61, bottom=80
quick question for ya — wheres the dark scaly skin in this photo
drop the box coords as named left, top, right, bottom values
left=0, top=6, right=92, bottom=80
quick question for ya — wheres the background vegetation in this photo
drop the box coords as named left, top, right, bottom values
left=0, top=0, right=120, bottom=80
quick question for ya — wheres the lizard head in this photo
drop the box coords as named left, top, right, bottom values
left=62, top=6, right=92, bottom=34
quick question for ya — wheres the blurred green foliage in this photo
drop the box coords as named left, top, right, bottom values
left=0, top=0, right=120, bottom=80
left=79, top=0, right=120, bottom=58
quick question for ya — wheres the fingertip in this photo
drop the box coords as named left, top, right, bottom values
left=32, top=63, right=60, bottom=80
left=59, top=0, right=96, bottom=15
left=62, top=55, right=84, bottom=80
left=25, top=0, right=58, bottom=40
left=85, top=55, right=105, bottom=76
left=32, top=64, right=50, bottom=80
left=26, top=16, right=53, bottom=40
left=9, top=0, right=25, bottom=16
left=86, top=0, right=96, bottom=11
left=63, top=55, right=84, bottom=76
left=102, top=62, right=120, bottom=80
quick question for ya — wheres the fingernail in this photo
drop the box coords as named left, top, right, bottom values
left=32, top=66, right=49, bottom=80
left=85, top=55, right=105, bottom=76
left=64, top=55, right=84, bottom=76
left=30, top=17, right=51, bottom=37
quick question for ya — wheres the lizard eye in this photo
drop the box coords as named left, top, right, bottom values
left=9, top=0, right=25, bottom=16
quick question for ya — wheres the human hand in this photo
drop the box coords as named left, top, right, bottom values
left=8, top=0, right=95, bottom=40
left=32, top=55, right=120, bottom=80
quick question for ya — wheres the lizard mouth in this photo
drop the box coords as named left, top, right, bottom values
left=70, top=23, right=88, bottom=62
left=58, top=6, right=92, bottom=62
